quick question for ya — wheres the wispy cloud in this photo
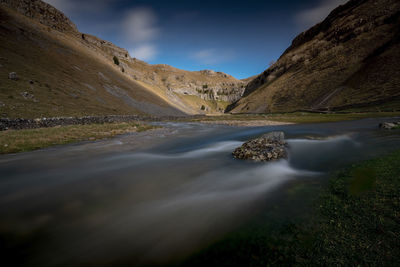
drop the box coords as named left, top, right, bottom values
left=122, top=8, right=160, bottom=61
left=129, top=44, right=158, bottom=61
left=190, top=49, right=235, bottom=65
left=123, top=8, right=159, bottom=43
left=295, top=0, right=348, bottom=29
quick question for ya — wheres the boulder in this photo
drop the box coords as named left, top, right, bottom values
left=20, top=91, right=38, bottom=102
left=8, top=72, right=18, bottom=80
left=379, top=122, right=400, bottom=130
left=233, top=131, right=287, bottom=161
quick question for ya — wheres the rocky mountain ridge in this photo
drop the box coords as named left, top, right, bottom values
left=0, top=0, right=247, bottom=116
left=230, top=0, right=400, bottom=113
left=0, top=1, right=188, bottom=117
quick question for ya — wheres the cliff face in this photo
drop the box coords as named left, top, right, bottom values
left=230, top=0, right=400, bottom=113
left=0, top=0, right=246, bottom=116
left=122, top=62, right=246, bottom=103
left=81, top=34, right=131, bottom=61
left=0, top=0, right=77, bottom=33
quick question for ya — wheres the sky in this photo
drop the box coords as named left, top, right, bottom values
left=44, top=0, right=347, bottom=79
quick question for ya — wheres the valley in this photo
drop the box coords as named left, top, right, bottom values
left=0, top=0, right=399, bottom=266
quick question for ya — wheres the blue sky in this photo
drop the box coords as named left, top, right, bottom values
left=44, top=0, right=347, bottom=79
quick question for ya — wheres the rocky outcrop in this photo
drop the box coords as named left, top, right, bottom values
left=232, top=131, right=287, bottom=161
left=81, top=34, right=131, bottom=61
left=0, top=0, right=78, bottom=33
left=379, top=121, right=400, bottom=129
left=121, top=60, right=247, bottom=109
left=230, top=0, right=400, bottom=113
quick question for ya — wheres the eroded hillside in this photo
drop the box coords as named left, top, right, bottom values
left=230, top=0, right=400, bottom=113
left=0, top=0, right=246, bottom=118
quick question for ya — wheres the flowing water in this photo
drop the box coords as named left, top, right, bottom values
left=1, top=117, right=400, bottom=266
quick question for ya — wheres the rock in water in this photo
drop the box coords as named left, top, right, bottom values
left=379, top=122, right=400, bottom=130
left=232, top=131, right=287, bottom=161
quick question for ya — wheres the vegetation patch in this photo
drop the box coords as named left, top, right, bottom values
left=113, top=56, right=120, bottom=65
left=0, top=122, right=156, bottom=154
left=183, top=150, right=400, bottom=266
left=182, top=111, right=400, bottom=124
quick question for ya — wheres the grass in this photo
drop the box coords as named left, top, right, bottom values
left=0, top=122, right=156, bottom=154
left=182, top=150, right=400, bottom=266
left=182, top=111, right=400, bottom=124
left=265, top=111, right=400, bottom=123
left=178, top=94, right=230, bottom=114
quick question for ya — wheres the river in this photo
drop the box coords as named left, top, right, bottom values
left=0, top=117, right=400, bottom=266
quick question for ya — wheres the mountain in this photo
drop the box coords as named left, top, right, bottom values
left=0, top=0, right=246, bottom=118
left=229, top=0, right=400, bottom=113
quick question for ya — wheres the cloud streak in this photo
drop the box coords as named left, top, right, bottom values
left=190, top=49, right=235, bottom=65
left=129, top=44, right=158, bottom=61
left=295, top=0, right=348, bottom=29
left=123, top=8, right=159, bottom=43
left=122, top=8, right=160, bottom=61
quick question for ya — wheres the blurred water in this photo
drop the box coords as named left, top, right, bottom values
left=0, top=117, right=400, bottom=266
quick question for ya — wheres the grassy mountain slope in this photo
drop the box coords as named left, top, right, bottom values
left=0, top=0, right=246, bottom=118
left=230, top=0, right=400, bottom=113
left=0, top=2, right=189, bottom=118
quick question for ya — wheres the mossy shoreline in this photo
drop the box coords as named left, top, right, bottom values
left=182, top=150, right=400, bottom=266
left=0, top=122, right=156, bottom=154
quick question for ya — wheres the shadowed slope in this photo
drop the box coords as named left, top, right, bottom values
left=230, top=0, right=400, bottom=113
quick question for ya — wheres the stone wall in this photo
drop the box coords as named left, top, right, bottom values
left=0, top=115, right=150, bottom=131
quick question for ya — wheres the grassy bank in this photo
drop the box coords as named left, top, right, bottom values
left=183, top=150, right=400, bottom=266
left=0, top=122, right=156, bottom=154
left=185, top=111, right=400, bottom=124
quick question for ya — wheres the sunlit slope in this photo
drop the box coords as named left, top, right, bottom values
left=230, top=0, right=400, bottom=113
left=0, top=3, right=186, bottom=118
